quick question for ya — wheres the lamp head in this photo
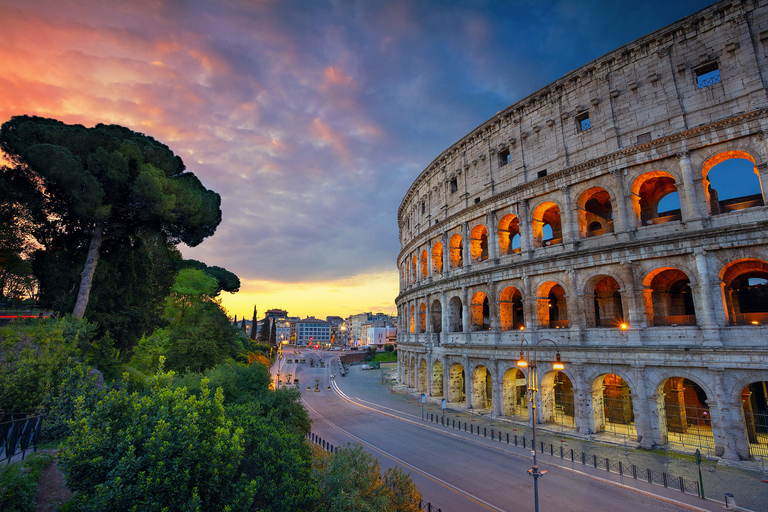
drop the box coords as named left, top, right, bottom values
left=516, top=351, right=528, bottom=368
left=552, top=351, right=564, bottom=371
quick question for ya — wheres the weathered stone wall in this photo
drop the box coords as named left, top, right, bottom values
left=396, top=0, right=768, bottom=461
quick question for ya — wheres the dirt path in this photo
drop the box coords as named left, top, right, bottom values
left=35, top=451, right=71, bottom=511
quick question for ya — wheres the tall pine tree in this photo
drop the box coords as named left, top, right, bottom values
left=250, top=305, right=257, bottom=340
left=258, top=316, right=270, bottom=342
left=240, top=317, right=246, bottom=331
left=270, top=319, right=277, bottom=346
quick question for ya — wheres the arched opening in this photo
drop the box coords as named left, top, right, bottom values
left=720, top=259, right=768, bottom=326
left=741, top=381, right=768, bottom=458
left=541, top=371, right=575, bottom=428
left=432, top=360, right=444, bottom=397
left=632, top=172, right=681, bottom=226
left=578, top=188, right=614, bottom=238
left=470, top=225, right=489, bottom=262
left=591, top=374, right=636, bottom=440
left=587, top=276, right=624, bottom=328
left=420, top=250, right=428, bottom=279
left=418, top=302, right=426, bottom=333
left=448, top=363, right=466, bottom=404
left=703, top=152, right=763, bottom=215
left=537, top=282, right=568, bottom=329
left=499, top=286, right=524, bottom=331
left=658, top=377, right=713, bottom=452
left=409, top=305, right=415, bottom=333
left=498, top=214, right=521, bottom=255
left=430, top=299, right=442, bottom=333
left=470, top=291, right=490, bottom=331
left=644, top=268, right=696, bottom=326
left=448, top=296, right=463, bottom=333
left=472, top=365, right=493, bottom=410
left=502, top=368, right=528, bottom=421
left=432, top=242, right=443, bottom=274
left=411, top=254, right=418, bottom=282
left=449, top=234, right=463, bottom=268
left=532, top=202, right=562, bottom=248
left=418, top=359, right=427, bottom=392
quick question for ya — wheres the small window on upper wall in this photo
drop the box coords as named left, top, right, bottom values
left=695, top=62, right=721, bottom=88
left=537, top=170, right=547, bottom=179
left=450, top=178, right=458, bottom=194
left=421, top=202, right=425, bottom=215
left=576, top=112, right=591, bottom=132
left=498, top=148, right=511, bottom=167
left=474, top=197, right=481, bottom=204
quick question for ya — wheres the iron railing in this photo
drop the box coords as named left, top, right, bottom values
left=1, top=413, right=43, bottom=463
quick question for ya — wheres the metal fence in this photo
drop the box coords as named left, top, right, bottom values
left=1, top=413, right=43, bottom=464
left=425, top=412, right=702, bottom=497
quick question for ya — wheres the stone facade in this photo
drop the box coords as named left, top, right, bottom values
left=395, top=0, right=768, bottom=460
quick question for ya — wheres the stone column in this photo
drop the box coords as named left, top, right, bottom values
left=441, top=291, right=448, bottom=334
left=757, top=162, right=768, bottom=207
left=632, top=365, right=655, bottom=449
left=694, top=249, right=722, bottom=347
left=487, top=211, right=499, bottom=260
left=464, top=356, right=472, bottom=408
left=677, top=152, right=704, bottom=221
left=493, top=359, right=502, bottom=416
left=427, top=239, right=433, bottom=278
left=610, top=169, right=632, bottom=233
left=461, top=287, right=469, bottom=333
left=443, top=357, right=450, bottom=402
left=425, top=294, right=432, bottom=334
left=566, top=267, right=583, bottom=331
left=561, top=185, right=576, bottom=247
left=488, top=280, right=500, bottom=332
left=426, top=357, right=433, bottom=396
left=442, top=232, right=449, bottom=273
left=462, top=221, right=471, bottom=267
left=523, top=274, right=535, bottom=332
left=521, top=199, right=533, bottom=255
left=710, top=370, right=741, bottom=460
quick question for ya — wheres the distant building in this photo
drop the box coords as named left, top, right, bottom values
left=346, top=312, right=393, bottom=347
left=296, top=317, right=331, bottom=345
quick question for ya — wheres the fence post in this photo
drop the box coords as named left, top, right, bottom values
left=593, top=454, right=597, bottom=468
left=507, top=433, right=510, bottom=444
left=484, top=427, right=487, bottom=437
left=571, top=449, right=574, bottom=462
left=647, top=468, right=652, bottom=484
left=632, top=464, right=637, bottom=479
left=618, top=461, right=623, bottom=476
left=679, top=476, right=684, bottom=493
left=606, top=457, right=610, bottom=471
left=550, top=444, right=553, bottom=456
left=582, top=452, right=586, bottom=465
left=663, top=472, right=668, bottom=488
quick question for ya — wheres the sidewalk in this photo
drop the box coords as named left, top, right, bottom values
left=333, top=362, right=768, bottom=512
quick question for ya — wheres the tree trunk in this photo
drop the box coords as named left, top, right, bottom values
left=72, top=220, right=105, bottom=319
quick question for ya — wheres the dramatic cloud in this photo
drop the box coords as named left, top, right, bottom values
left=0, top=0, right=715, bottom=317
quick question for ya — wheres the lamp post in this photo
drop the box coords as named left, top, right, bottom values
left=516, top=338, right=565, bottom=512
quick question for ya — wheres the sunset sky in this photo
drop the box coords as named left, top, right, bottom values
left=0, top=0, right=715, bottom=320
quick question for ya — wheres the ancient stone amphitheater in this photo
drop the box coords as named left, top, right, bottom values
left=396, top=0, right=768, bottom=460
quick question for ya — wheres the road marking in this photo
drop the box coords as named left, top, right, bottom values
left=302, top=397, right=508, bottom=512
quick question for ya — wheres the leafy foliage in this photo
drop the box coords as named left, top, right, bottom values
left=0, top=451, right=54, bottom=512
left=227, top=404, right=319, bottom=512
left=0, top=115, right=222, bottom=319
left=58, top=367, right=257, bottom=511
left=312, top=444, right=421, bottom=512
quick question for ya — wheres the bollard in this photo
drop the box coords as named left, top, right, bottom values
left=570, top=449, right=574, bottom=462
left=484, top=427, right=487, bottom=438
left=507, top=433, right=510, bottom=444
left=632, top=464, right=637, bottom=479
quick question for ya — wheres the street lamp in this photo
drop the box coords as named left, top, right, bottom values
left=516, top=338, right=565, bottom=512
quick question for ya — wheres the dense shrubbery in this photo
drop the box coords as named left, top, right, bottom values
left=59, top=367, right=257, bottom=511
left=0, top=451, right=54, bottom=512
left=312, top=444, right=422, bottom=512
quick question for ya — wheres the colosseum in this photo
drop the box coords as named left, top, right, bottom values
left=396, top=0, right=768, bottom=461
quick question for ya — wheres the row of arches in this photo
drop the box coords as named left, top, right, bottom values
left=404, top=258, right=768, bottom=333
left=401, top=154, right=764, bottom=286
left=402, top=356, right=768, bottom=459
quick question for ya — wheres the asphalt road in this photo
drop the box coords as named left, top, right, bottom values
left=274, top=351, right=718, bottom=512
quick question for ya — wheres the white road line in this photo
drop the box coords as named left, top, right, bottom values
left=302, top=396, right=508, bottom=512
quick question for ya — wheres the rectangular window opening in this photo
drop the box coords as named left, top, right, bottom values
left=450, top=178, right=458, bottom=194
left=576, top=112, right=591, bottom=132
left=498, top=148, right=511, bottom=167
left=695, top=62, right=721, bottom=88
left=421, top=202, right=425, bottom=215
left=537, top=169, right=547, bottom=179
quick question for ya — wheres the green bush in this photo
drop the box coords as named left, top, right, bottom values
left=58, top=366, right=256, bottom=511
left=313, top=444, right=421, bottom=512
left=227, top=404, right=319, bottom=512
left=0, top=451, right=54, bottom=512
left=39, top=363, right=105, bottom=442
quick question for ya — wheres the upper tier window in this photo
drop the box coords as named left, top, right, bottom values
left=695, top=62, right=721, bottom=88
